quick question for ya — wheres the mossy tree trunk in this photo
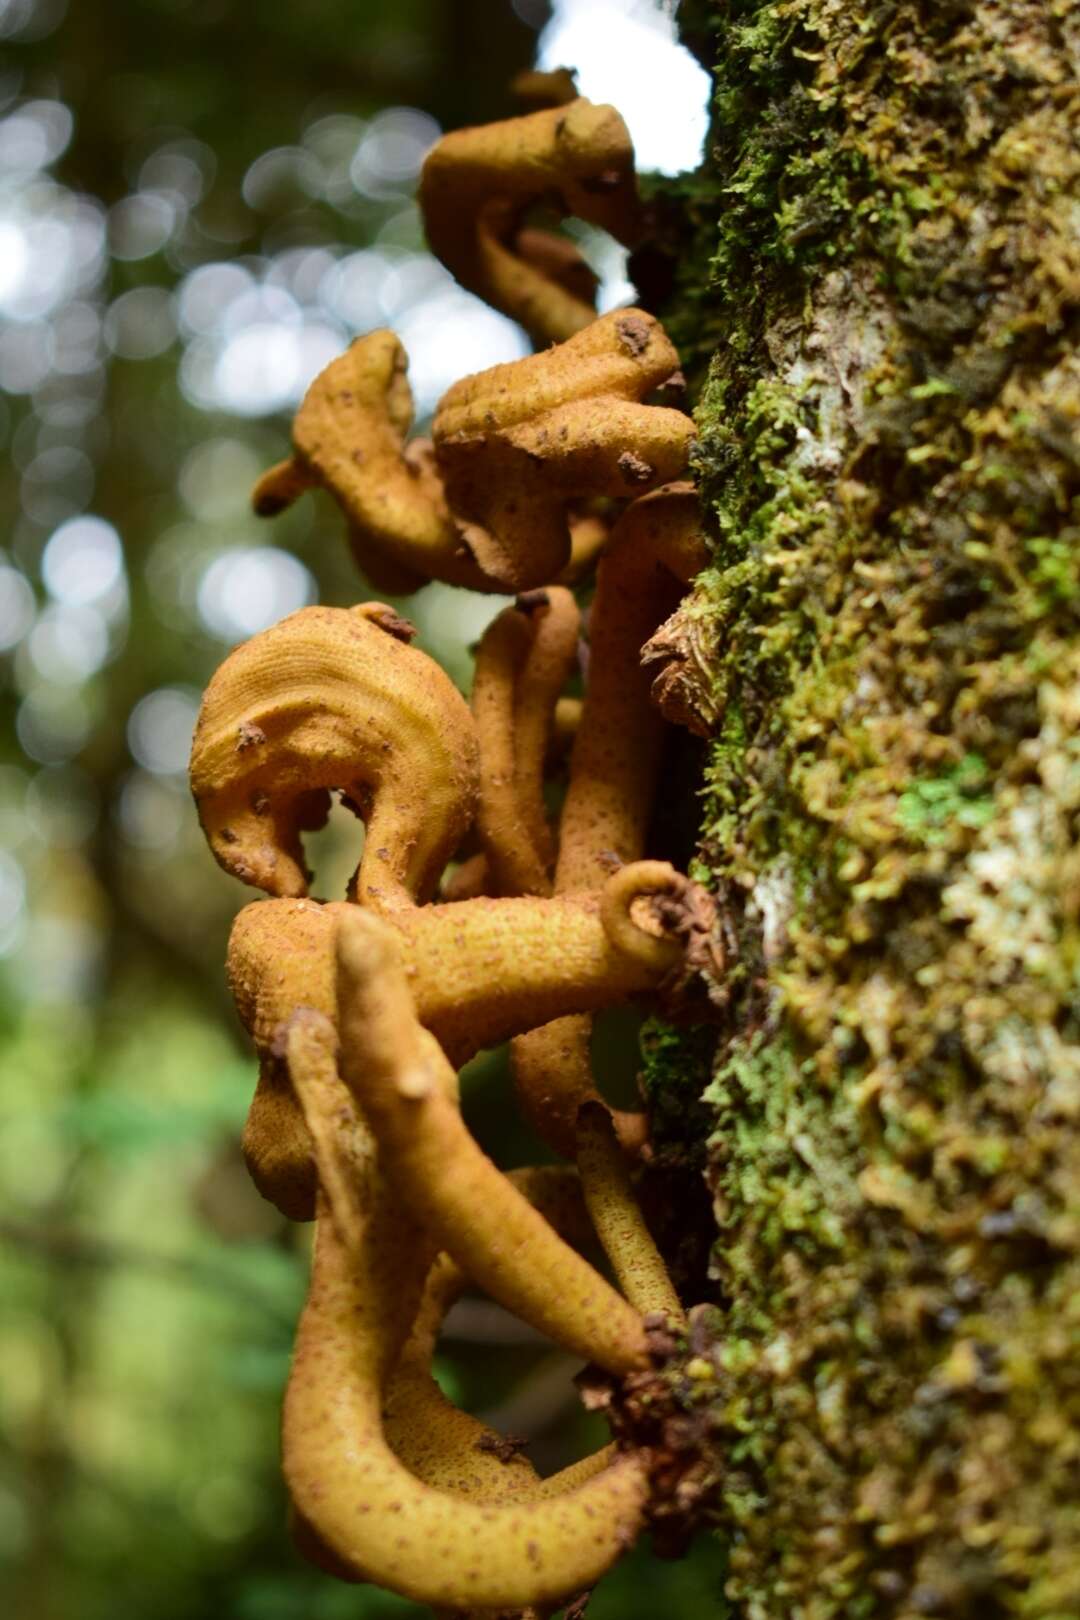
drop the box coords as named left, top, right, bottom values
left=645, top=2, right=1080, bottom=1613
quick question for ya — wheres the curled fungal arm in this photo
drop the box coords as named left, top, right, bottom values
left=285, top=1199, right=648, bottom=1609
left=282, top=983, right=648, bottom=1610
left=226, top=864, right=707, bottom=1219
left=383, top=1251, right=543, bottom=1501
left=433, top=311, right=695, bottom=591
left=385, top=1167, right=604, bottom=1503
left=420, top=99, right=641, bottom=347
left=251, top=331, right=502, bottom=593
left=231, top=866, right=692, bottom=1070
left=557, top=483, right=706, bottom=889
left=511, top=861, right=703, bottom=1164
left=335, top=907, right=649, bottom=1376
left=189, top=602, right=479, bottom=909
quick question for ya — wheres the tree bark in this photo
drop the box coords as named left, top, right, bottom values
left=644, top=1, right=1080, bottom=1612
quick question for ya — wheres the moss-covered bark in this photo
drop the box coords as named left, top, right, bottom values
left=646, top=2, right=1080, bottom=1613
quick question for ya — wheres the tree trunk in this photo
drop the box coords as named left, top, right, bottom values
left=644, top=1, right=1080, bottom=1612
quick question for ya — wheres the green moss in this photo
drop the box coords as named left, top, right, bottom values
left=639, top=1014, right=717, bottom=1167
left=895, top=754, right=996, bottom=843
left=646, top=0, right=1080, bottom=1611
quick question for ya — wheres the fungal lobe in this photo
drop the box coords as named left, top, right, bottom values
left=280, top=947, right=650, bottom=1611
left=189, top=602, right=479, bottom=910
left=433, top=310, right=696, bottom=589
left=420, top=98, right=643, bottom=346
left=228, top=861, right=706, bottom=1219
left=251, top=331, right=505, bottom=594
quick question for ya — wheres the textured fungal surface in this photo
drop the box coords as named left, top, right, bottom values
left=189, top=602, right=478, bottom=908
left=250, top=331, right=500, bottom=593
left=644, top=1, right=1080, bottom=1611
left=186, top=73, right=724, bottom=1619
left=433, top=308, right=696, bottom=589
left=420, top=97, right=643, bottom=346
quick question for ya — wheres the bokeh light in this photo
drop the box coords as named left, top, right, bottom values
left=196, top=546, right=315, bottom=640
left=126, top=686, right=200, bottom=776
left=539, top=0, right=709, bottom=175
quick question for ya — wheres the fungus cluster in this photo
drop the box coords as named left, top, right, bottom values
left=188, top=88, right=717, bottom=1616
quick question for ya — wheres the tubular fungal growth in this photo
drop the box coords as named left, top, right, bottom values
left=189, top=83, right=716, bottom=1619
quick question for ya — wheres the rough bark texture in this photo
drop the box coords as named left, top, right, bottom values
left=642, top=2, right=1080, bottom=1614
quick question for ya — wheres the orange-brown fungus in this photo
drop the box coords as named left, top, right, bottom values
left=227, top=856, right=709, bottom=1219
left=250, top=330, right=506, bottom=593
left=433, top=309, right=695, bottom=589
left=472, top=586, right=580, bottom=895
left=189, top=602, right=478, bottom=909
left=420, top=99, right=642, bottom=346
left=187, top=82, right=712, bottom=1618
left=512, top=485, right=708, bottom=1159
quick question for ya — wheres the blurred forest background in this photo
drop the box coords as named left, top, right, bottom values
left=0, top=0, right=726, bottom=1616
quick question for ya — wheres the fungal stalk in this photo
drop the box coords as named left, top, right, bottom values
left=512, top=485, right=708, bottom=1158
left=471, top=586, right=580, bottom=895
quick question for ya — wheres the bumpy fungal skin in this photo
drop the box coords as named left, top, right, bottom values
left=646, top=1, right=1080, bottom=1611
left=188, top=603, right=479, bottom=910
left=286, top=1052, right=621, bottom=1606
left=559, top=483, right=705, bottom=890
left=385, top=1169, right=610, bottom=1503
left=335, top=907, right=651, bottom=1375
left=433, top=310, right=696, bottom=590
left=382, top=1251, right=541, bottom=1500
left=420, top=99, right=642, bottom=346
left=576, top=1101, right=685, bottom=1323
left=471, top=602, right=552, bottom=899
left=285, top=1199, right=649, bottom=1609
left=513, top=862, right=717, bottom=1162
left=250, top=331, right=501, bottom=593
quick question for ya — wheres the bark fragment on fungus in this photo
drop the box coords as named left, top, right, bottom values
left=189, top=602, right=478, bottom=910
